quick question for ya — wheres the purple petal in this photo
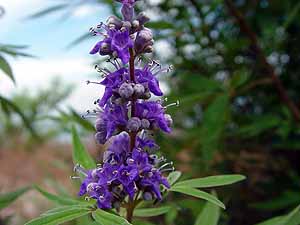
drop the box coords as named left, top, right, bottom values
left=89, top=41, right=102, bottom=54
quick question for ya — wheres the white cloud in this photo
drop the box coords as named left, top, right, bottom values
left=0, top=56, right=104, bottom=111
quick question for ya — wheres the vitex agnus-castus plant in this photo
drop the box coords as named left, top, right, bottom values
left=25, top=1, right=245, bottom=224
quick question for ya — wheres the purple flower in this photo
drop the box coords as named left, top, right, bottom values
left=99, top=68, right=127, bottom=107
left=95, top=103, right=128, bottom=144
left=90, top=28, right=133, bottom=64
left=135, top=101, right=171, bottom=133
left=111, top=30, right=133, bottom=64
left=104, top=132, right=130, bottom=163
left=140, top=170, right=170, bottom=200
left=136, top=66, right=163, bottom=96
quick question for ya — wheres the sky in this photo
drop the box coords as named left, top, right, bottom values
left=0, top=0, right=111, bottom=111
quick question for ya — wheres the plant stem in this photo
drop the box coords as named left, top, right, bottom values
left=129, top=47, right=137, bottom=151
left=126, top=200, right=135, bottom=223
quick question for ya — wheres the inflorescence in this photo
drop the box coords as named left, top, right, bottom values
left=73, top=0, right=177, bottom=210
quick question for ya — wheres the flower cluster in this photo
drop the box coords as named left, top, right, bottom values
left=76, top=0, right=176, bottom=210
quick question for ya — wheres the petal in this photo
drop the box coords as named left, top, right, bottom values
left=89, top=41, right=102, bottom=54
left=148, top=79, right=163, bottom=96
left=99, top=88, right=113, bottom=107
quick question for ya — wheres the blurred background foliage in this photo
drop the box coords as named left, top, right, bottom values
left=1, top=0, right=300, bottom=225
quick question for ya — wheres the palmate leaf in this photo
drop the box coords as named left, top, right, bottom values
left=170, top=186, right=225, bottom=209
left=25, top=205, right=91, bottom=225
left=167, top=171, right=182, bottom=186
left=34, top=185, right=91, bottom=206
left=133, top=206, right=171, bottom=217
left=92, top=209, right=132, bottom=225
left=72, top=125, right=96, bottom=169
left=0, top=54, right=14, bottom=83
left=194, top=193, right=220, bottom=225
left=255, top=205, right=300, bottom=225
left=174, top=175, right=246, bottom=189
left=0, top=187, right=30, bottom=210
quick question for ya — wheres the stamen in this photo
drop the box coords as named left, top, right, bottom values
left=158, top=162, right=173, bottom=170
left=70, top=176, right=81, bottom=180
left=86, top=80, right=101, bottom=85
left=165, top=100, right=180, bottom=109
left=73, top=164, right=88, bottom=176
left=160, top=167, right=175, bottom=173
left=85, top=196, right=91, bottom=201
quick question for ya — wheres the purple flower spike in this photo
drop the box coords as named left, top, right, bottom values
left=78, top=0, right=175, bottom=211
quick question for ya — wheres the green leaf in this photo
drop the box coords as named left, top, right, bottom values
left=0, top=187, right=30, bottom=210
left=0, top=54, right=15, bottom=83
left=0, top=95, right=38, bottom=138
left=66, top=33, right=91, bottom=49
left=25, top=205, right=91, bottom=225
left=167, top=171, right=182, bottom=186
left=174, top=175, right=246, bottom=189
left=92, top=209, right=132, bottom=225
left=28, top=4, right=69, bottom=19
left=199, top=94, right=229, bottom=162
left=34, top=185, right=90, bottom=206
left=72, top=125, right=96, bottom=169
left=133, top=206, right=171, bottom=217
left=147, top=21, right=174, bottom=29
left=170, top=186, right=225, bottom=209
left=255, top=205, right=300, bottom=225
left=194, top=195, right=220, bottom=225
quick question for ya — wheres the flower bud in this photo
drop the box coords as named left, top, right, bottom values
left=164, top=114, right=173, bottom=127
left=135, top=28, right=153, bottom=53
left=142, top=91, right=151, bottom=99
left=127, top=117, right=141, bottom=132
left=143, top=192, right=153, bottom=201
left=119, top=82, right=134, bottom=99
left=132, top=20, right=140, bottom=29
left=95, top=131, right=106, bottom=144
left=106, top=16, right=123, bottom=29
left=133, top=83, right=145, bottom=97
left=121, top=4, right=134, bottom=21
left=141, top=119, right=150, bottom=129
left=136, top=12, right=150, bottom=25
left=99, top=42, right=111, bottom=55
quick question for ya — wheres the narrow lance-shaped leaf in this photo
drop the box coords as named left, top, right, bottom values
left=25, top=205, right=91, bottom=225
left=0, top=187, right=30, bottom=210
left=92, top=209, right=132, bottom=225
left=0, top=95, right=38, bottom=138
left=170, top=186, right=225, bottom=209
left=194, top=192, right=220, bottom=225
left=28, top=4, right=69, bottom=19
left=0, top=54, right=15, bottom=83
left=34, top=185, right=91, bottom=206
left=174, top=174, right=246, bottom=188
left=255, top=205, right=300, bottom=225
left=167, top=171, right=182, bottom=186
left=133, top=206, right=171, bottom=217
left=72, top=125, right=96, bottom=169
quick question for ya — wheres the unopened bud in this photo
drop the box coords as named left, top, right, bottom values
left=143, top=192, right=153, bottom=201
left=119, top=82, right=134, bottom=99
left=137, top=12, right=150, bottom=25
left=133, top=83, right=145, bottom=97
left=106, top=16, right=123, bottom=29
left=141, top=119, right=150, bottom=129
left=127, top=117, right=141, bottom=132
